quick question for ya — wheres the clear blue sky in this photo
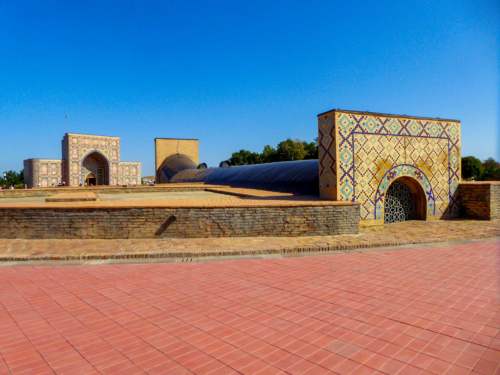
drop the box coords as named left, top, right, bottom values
left=1, top=0, right=498, bottom=176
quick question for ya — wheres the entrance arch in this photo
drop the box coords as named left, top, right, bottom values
left=81, top=151, right=109, bottom=185
left=374, top=164, right=436, bottom=221
left=384, top=177, right=426, bottom=223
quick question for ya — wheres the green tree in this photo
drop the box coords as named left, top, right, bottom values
left=481, top=158, right=500, bottom=181
left=261, top=145, right=278, bottom=163
left=229, top=150, right=261, bottom=166
left=0, top=170, right=24, bottom=188
left=224, top=138, right=318, bottom=166
left=276, top=139, right=307, bottom=161
left=461, top=156, right=483, bottom=180
left=303, top=140, right=318, bottom=159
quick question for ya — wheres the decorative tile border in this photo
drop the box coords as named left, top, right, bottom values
left=374, top=164, right=436, bottom=220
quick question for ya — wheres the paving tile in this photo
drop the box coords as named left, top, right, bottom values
left=0, top=239, right=498, bottom=374
left=444, top=364, right=474, bottom=375
left=473, top=358, right=499, bottom=375
left=426, top=357, right=451, bottom=374
left=456, top=351, right=481, bottom=369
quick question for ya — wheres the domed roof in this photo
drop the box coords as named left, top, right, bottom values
left=158, top=154, right=197, bottom=183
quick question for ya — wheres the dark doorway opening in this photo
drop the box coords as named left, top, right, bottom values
left=85, top=173, right=97, bottom=186
left=82, top=152, right=109, bottom=185
left=384, top=177, right=426, bottom=223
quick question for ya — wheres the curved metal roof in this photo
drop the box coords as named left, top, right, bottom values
left=171, top=159, right=319, bottom=194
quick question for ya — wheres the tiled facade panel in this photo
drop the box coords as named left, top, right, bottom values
left=319, top=110, right=461, bottom=222
left=65, top=134, right=120, bottom=186
left=353, top=134, right=406, bottom=219
left=118, top=162, right=142, bottom=185
left=23, top=160, right=63, bottom=188
left=24, top=133, right=141, bottom=187
left=318, top=115, right=337, bottom=199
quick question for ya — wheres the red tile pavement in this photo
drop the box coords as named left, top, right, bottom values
left=0, top=239, right=499, bottom=375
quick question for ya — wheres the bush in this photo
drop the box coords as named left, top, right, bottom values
left=0, top=170, right=24, bottom=188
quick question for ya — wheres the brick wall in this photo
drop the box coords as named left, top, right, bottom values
left=490, top=183, right=500, bottom=220
left=457, top=182, right=500, bottom=220
left=0, top=205, right=359, bottom=239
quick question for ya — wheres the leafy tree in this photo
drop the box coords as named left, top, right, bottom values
left=303, top=140, right=318, bottom=159
left=461, top=156, right=483, bottom=180
left=276, top=139, right=307, bottom=161
left=261, top=145, right=278, bottom=163
left=229, top=150, right=261, bottom=166
left=224, top=138, right=317, bottom=165
left=461, top=156, right=500, bottom=181
left=481, top=158, right=500, bottom=181
left=0, top=170, right=24, bottom=188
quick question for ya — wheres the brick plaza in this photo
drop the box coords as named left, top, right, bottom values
left=0, top=239, right=498, bottom=374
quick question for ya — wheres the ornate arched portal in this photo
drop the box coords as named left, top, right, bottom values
left=383, top=177, right=427, bottom=223
left=81, top=151, right=109, bottom=185
left=374, top=164, right=436, bottom=222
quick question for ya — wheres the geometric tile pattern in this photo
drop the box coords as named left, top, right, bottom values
left=318, top=115, right=338, bottom=199
left=318, top=110, right=461, bottom=221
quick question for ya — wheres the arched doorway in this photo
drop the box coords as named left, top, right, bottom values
left=85, top=173, right=97, bottom=186
left=82, top=152, right=109, bottom=185
left=384, top=177, right=426, bottom=223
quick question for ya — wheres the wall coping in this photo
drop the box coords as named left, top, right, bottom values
left=459, top=181, right=500, bottom=186
left=0, top=200, right=359, bottom=210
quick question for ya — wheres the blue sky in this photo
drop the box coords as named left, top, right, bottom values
left=0, top=0, right=498, bottom=176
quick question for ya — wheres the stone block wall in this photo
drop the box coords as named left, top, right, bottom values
left=458, top=182, right=500, bottom=220
left=0, top=204, right=359, bottom=239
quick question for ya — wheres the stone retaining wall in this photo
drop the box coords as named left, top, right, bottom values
left=458, top=182, right=500, bottom=220
left=0, top=205, right=359, bottom=239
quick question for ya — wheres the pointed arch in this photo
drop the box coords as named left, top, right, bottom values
left=374, top=164, right=435, bottom=220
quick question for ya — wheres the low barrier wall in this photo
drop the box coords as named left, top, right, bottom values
left=0, top=184, right=209, bottom=198
left=0, top=204, right=359, bottom=239
left=457, top=182, right=500, bottom=220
